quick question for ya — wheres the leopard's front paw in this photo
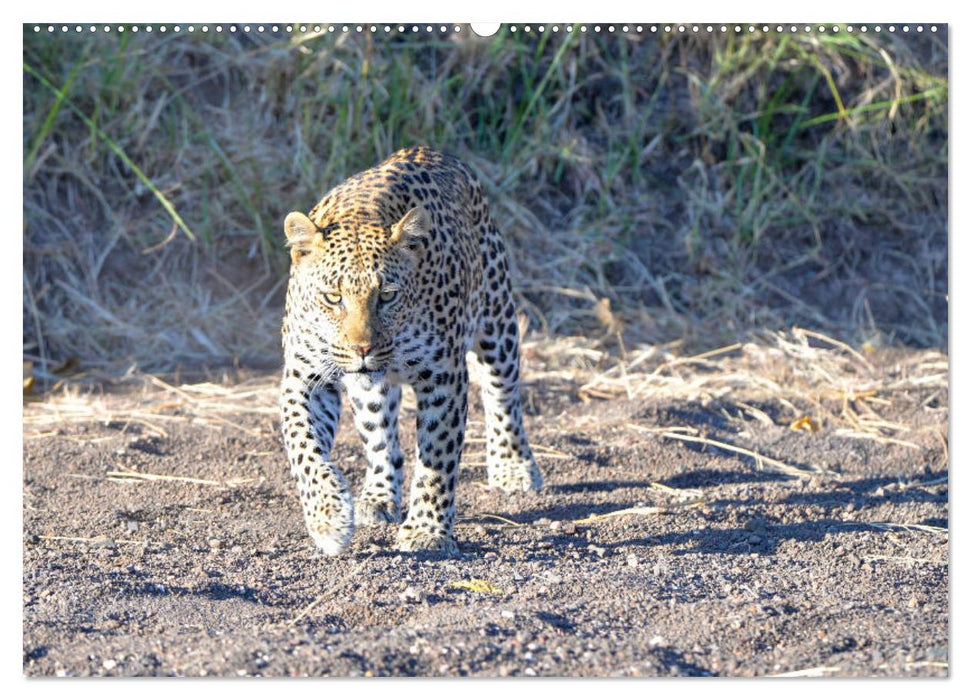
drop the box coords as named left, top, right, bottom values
left=300, top=472, right=355, bottom=555
left=488, top=458, right=543, bottom=492
left=395, top=524, right=459, bottom=557
left=356, top=495, right=401, bottom=526
left=307, top=520, right=354, bottom=556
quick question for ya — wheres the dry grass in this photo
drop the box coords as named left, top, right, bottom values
left=22, top=373, right=279, bottom=439
left=23, top=327, right=947, bottom=484
left=532, top=326, right=948, bottom=444
left=23, top=24, right=947, bottom=380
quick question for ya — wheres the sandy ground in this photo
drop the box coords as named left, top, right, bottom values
left=22, top=343, right=948, bottom=678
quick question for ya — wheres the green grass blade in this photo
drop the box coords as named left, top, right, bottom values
left=24, top=51, right=86, bottom=179
left=503, top=28, right=576, bottom=157
left=23, top=60, right=197, bottom=242
left=798, top=86, right=947, bottom=129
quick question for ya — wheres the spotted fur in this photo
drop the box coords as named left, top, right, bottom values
left=280, top=147, right=542, bottom=556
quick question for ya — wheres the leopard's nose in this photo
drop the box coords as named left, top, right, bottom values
left=351, top=343, right=372, bottom=358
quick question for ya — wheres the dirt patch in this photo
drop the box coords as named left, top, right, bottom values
left=22, top=345, right=948, bottom=677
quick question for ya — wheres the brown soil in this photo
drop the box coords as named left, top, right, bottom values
left=22, top=350, right=948, bottom=678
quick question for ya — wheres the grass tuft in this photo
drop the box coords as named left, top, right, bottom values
left=23, top=25, right=947, bottom=376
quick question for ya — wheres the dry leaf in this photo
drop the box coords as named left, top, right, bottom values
left=789, top=415, right=820, bottom=432
left=447, top=579, right=505, bottom=595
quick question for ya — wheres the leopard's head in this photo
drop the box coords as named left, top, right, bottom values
left=283, top=206, right=428, bottom=375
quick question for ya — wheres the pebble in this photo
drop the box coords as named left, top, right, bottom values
left=549, top=521, right=562, bottom=531
left=562, top=522, right=578, bottom=536
left=209, top=539, right=224, bottom=550
left=399, top=586, right=423, bottom=604
left=626, top=554, right=639, bottom=567
left=588, top=545, right=606, bottom=557
left=500, top=610, right=515, bottom=619
left=102, top=659, right=117, bottom=671
left=744, top=517, right=765, bottom=532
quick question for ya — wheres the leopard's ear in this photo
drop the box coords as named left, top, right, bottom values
left=284, top=212, right=320, bottom=259
left=389, top=207, right=430, bottom=251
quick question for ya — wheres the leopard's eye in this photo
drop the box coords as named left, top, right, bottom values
left=322, top=292, right=342, bottom=307
left=378, top=289, right=398, bottom=304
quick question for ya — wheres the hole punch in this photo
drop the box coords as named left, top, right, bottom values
left=470, top=23, right=501, bottom=37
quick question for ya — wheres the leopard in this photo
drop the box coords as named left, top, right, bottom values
left=280, top=146, right=542, bottom=557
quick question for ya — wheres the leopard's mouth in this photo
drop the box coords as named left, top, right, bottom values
left=335, top=352, right=389, bottom=375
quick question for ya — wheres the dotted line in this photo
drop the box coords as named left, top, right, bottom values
left=31, top=24, right=940, bottom=35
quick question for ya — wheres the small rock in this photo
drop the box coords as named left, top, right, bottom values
left=125, top=521, right=139, bottom=534
left=102, top=659, right=117, bottom=671
left=747, top=534, right=762, bottom=545
left=500, top=610, right=515, bottom=619
left=549, top=521, right=562, bottom=531
left=744, top=517, right=765, bottom=532
left=473, top=525, right=488, bottom=537
left=399, top=586, right=423, bottom=604
left=208, top=539, right=224, bottom=550
left=562, top=522, right=578, bottom=536
left=626, top=554, right=639, bottom=567
left=588, top=544, right=606, bottom=557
